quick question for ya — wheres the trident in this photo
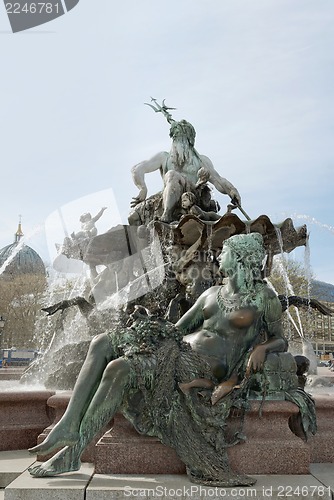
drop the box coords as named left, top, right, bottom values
left=144, top=97, right=176, bottom=124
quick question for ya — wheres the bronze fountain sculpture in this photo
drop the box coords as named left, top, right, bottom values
left=28, top=100, right=321, bottom=486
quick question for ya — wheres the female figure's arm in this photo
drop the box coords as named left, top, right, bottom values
left=176, top=290, right=208, bottom=333
left=246, top=288, right=287, bottom=374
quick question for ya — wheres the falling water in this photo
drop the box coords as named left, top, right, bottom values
left=303, top=236, right=314, bottom=336
left=206, top=224, right=213, bottom=261
left=287, top=310, right=304, bottom=338
left=303, top=237, right=312, bottom=298
left=0, top=380, right=45, bottom=392
left=274, top=227, right=304, bottom=339
left=292, top=214, right=334, bottom=234
left=30, top=276, right=62, bottom=351
left=96, top=259, right=169, bottom=312
left=20, top=267, right=92, bottom=386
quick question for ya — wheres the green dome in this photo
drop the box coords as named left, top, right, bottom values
left=0, top=242, right=45, bottom=276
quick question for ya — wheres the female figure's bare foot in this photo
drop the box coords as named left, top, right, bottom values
left=28, top=422, right=79, bottom=456
left=28, top=446, right=81, bottom=477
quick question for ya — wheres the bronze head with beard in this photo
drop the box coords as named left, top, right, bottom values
left=169, top=120, right=199, bottom=170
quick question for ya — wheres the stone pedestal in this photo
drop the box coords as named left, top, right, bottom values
left=0, top=391, right=55, bottom=451
left=33, top=393, right=332, bottom=477
left=309, top=395, right=334, bottom=463
left=94, top=400, right=310, bottom=475
left=228, top=400, right=310, bottom=474
left=94, top=413, right=186, bottom=475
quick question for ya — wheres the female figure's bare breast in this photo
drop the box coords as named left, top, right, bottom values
left=182, top=288, right=262, bottom=379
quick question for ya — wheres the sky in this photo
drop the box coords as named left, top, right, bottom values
left=0, top=0, right=334, bottom=283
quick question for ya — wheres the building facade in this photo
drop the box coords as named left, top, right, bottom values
left=312, top=301, right=334, bottom=356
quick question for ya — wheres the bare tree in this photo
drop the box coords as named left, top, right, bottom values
left=0, top=273, right=46, bottom=349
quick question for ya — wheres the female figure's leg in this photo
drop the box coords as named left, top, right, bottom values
left=29, top=332, right=113, bottom=455
left=28, top=357, right=131, bottom=477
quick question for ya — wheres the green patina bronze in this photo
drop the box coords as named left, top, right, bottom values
left=27, top=106, right=317, bottom=486
left=28, top=233, right=316, bottom=485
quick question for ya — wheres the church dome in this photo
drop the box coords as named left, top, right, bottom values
left=0, top=222, right=46, bottom=277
